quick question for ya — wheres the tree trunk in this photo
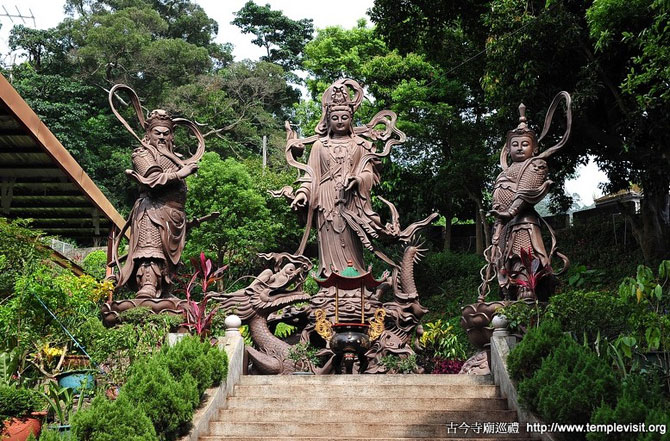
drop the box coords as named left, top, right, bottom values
left=443, top=212, right=452, bottom=252
left=622, top=186, right=669, bottom=264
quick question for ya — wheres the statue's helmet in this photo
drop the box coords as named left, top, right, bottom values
left=505, top=103, right=538, bottom=154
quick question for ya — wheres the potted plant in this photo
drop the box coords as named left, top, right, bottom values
left=40, top=381, right=85, bottom=433
left=0, top=385, right=45, bottom=441
left=287, top=342, right=319, bottom=374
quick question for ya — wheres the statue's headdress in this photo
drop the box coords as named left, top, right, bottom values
left=505, top=103, right=539, bottom=154
left=146, top=109, right=174, bottom=131
left=500, top=92, right=573, bottom=170
left=315, top=79, right=364, bottom=135
left=108, top=84, right=205, bottom=166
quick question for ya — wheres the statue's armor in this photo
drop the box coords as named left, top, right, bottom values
left=116, top=144, right=187, bottom=297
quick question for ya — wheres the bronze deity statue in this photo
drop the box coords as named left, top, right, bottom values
left=214, top=79, right=437, bottom=374
left=481, top=91, right=572, bottom=302
left=461, top=92, right=572, bottom=366
left=102, top=84, right=207, bottom=325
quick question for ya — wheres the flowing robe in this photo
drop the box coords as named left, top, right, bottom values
left=117, top=144, right=187, bottom=294
left=296, top=135, right=381, bottom=277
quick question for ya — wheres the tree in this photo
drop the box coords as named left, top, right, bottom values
left=184, top=153, right=286, bottom=284
left=232, top=1, right=314, bottom=71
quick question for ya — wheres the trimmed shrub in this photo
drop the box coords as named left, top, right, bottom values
left=158, top=336, right=227, bottom=395
left=507, top=319, right=570, bottom=382
left=122, top=357, right=198, bottom=440
left=0, top=385, right=43, bottom=421
left=71, top=395, right=157, bottom=441
left=587, top=374, right=669, bottom=441
left=82, top=250, right=107, bottom=281
left=546, top=290, right=629, bottom=342
left=38, top=429, right=75, bottom=440
left=518, top=339, right=619, bottom=426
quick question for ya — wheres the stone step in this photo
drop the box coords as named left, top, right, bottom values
left=233, top=384, right=500, bottom=399
left=206, top=422, right=532, bottom=438
left=201, top=438, right=534, bottom=441
left=239, top=374, right=493, bottom=386
left=199, top=434, right=535, bottom=441
left=216, top=409, right=519, bottom=424
left=224, top=396, right=508, bottom=411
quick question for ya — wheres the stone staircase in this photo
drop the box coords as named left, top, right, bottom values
left=199, top=374, right=535, bottom=441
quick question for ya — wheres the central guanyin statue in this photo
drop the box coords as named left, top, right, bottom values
left=214, top=79, right=437, bottom=374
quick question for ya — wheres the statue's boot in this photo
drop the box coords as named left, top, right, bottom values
left=136, top=261, right=161, bottom=298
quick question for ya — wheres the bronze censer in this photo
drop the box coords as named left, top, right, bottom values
left=314, top=262, right=386, bottom=374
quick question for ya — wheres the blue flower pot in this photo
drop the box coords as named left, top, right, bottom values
left=55, top=370, right=95, bottom=394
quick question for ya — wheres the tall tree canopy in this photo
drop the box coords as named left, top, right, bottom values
left=232, top=1, right=314, bottom=71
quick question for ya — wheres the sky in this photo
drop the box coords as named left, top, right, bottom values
left=0, top=0, right=607, bottom=205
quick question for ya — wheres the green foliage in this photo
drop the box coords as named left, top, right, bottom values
left=71, top=395, right=157, bottom=441
left=0, top=218, right=49, bottom=295
left=40, top=380, right=86, bottom=426
left=419, top=319, right=467, bottom=360
left=546, top=290, right=630, bottom=343
left=507, top=319, right=571, bottom=382
left=82, top=250, right=108, bottom=281
left=380, top=354, right=419, bottom=374
left=158, top=335, right=227, bottom=395
left=567, top=264, right=606, bottom=290
left=287, top=342, right=319, bottom=372
left=587, top=373, right=669, bottom=441
left=232, top=1, right=314, bottom=70
left=518, top=339, right=619, bottom=425
left=415, top=251, right=483, bottom=323
left=497, top=301, right=545, bottom=334
left=122, top=357, right=198, bottom=440
left=0, top=264, right=108, bottom=353
left=273, top=322, right=297, bottom=339
left=184, top=153, right=284, bottom=284
left=38, top=429, right=75, bottom=441
left=619, top=262, right=670, bottom=352
left=0, top=384, right=43, bottom=421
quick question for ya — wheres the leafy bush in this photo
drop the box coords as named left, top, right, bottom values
left=380, top=354, right=419, bottom=374
left=546, top=290, right=629, bottom=342
left=507, top=319, right=570, bottom=382
left=518, top=339, right=619, bottom=426
left=287, top=342, right=320, bottom=372
left=158, top=335, right=227, bottom=395
left=122, top=356, right=198, bottom=440
left=0, top=384, right=43, bottom=421
left=71, top=395, right=157, bottom=441
left=82, top=250, right=107, bottom=281
left=0, top=218, right=48, bottom=295
left=497, top=300, right=545, bottom=334
left=420, top=319, right=467, bottom=360
left=587, top=374, right=669, bottom=441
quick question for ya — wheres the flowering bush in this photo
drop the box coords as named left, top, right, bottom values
left=431, top=358, right=464, bottom=374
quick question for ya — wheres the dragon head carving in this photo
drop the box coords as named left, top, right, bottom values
left=211, top=253, right=312, bottom=319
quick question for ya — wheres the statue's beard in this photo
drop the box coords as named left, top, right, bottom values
left=154, top=138, right=173, bottom=151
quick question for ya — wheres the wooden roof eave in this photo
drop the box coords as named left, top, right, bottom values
left=0, top=74, right=127, bottom=235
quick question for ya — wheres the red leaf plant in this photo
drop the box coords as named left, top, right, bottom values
left=182, top=252, right=228, bottom=339
left=508, top=248, right=552, bottom=297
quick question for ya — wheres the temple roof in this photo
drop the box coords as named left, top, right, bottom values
left=0, top=73, right=125, bottom=246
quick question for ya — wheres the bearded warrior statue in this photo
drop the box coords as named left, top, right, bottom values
left=107, top=84, right=205, bottom=299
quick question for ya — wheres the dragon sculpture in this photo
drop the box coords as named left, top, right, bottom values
left=209, top=253, right=312, bottom=374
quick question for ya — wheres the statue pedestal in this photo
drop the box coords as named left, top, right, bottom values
left=101, top=297, right=188, bottom=327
